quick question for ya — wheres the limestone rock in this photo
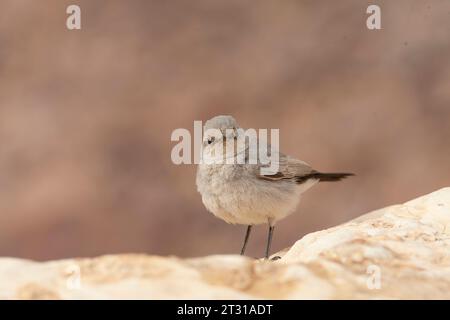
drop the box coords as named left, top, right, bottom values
left=1, top=188, right=449, bottom=299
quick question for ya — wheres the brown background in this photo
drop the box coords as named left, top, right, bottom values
left=0, top=0, right=449, bottom=260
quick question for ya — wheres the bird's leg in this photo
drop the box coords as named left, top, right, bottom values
left=265, top=225, right=275, bottom=259
left=240, top=225, right=252, bottom=255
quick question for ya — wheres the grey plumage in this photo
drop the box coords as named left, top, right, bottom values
left=196, top=115, right=353, bottom=258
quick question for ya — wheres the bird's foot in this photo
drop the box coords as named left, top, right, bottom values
left=261, top=255, right=281, bottom=261
left=270, top=256, right=281, bottom=261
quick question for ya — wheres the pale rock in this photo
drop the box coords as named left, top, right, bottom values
left=1, top=188, right=449, bottom=299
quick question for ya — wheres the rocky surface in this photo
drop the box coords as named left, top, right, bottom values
left=1, top=188, right=449, bottom=299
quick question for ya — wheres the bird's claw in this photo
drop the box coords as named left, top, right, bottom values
left=270, top=256, right=281, bottom=261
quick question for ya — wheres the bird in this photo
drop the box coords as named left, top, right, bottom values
left=196, top=115, right=353, bottom=259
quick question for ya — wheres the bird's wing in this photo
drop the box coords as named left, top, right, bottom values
left=257, top=151, right=315, bottom=181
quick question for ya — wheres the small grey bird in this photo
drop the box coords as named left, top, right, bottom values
left=196, top=115, right=353, bottom=259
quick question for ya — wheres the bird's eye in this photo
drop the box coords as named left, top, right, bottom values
left=207, top=137, right=215, bottom=145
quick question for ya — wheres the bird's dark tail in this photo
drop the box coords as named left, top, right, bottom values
left=296, top=171, right=354, bottom=183
left=315, top=172, right=354, bottom=182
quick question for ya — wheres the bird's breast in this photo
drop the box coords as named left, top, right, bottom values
left=196, top=164, right=303, bottom=225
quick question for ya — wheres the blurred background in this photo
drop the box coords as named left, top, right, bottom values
left=0, top=0, right=449, bottom=261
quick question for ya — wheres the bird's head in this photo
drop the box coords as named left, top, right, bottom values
left=202, top=115, right=244, bottom=163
